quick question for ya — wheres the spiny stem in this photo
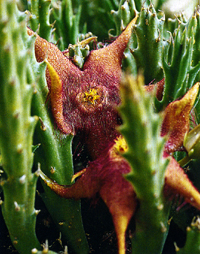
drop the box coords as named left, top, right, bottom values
left=0, top=0, right=40, bottom=252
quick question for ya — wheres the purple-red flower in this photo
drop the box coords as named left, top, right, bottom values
left=29, top=19, right=200, bottom=254
left=40, top=82, right=199, bottom=254
left=27, top=16, right=138, bottom=158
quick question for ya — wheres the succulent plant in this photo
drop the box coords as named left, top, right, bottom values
left=2, top=1, right=200, bottom=254
left=0, top=0, right=40, bottom=253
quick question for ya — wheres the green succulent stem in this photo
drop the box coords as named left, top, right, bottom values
left=30, top=59, right=89, bottom=253
left=51, top=0, right=82, bottom=50
left=131, top=5, right=165, bottom=84
left=156, top=13, right=200, bottom=110
left=2, top=1, right=200, bottom=253
left=0, top=0, right=41, bottom=252
left=177, top=217, right=200, bottom=253
left=119, top=74, right=170, bottom=253
left=26, top=1, right=89, bottom=252
left=28, top=0, right=52, bottom=41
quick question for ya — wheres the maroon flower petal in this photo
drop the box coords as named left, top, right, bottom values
left=161, top=83, right=199, bottom=153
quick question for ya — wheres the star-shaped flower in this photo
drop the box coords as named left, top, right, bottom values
left=39, top=82, right=200, bottom=254
left=27, top=15, right=138, bottom=158
left=29, top=17, right=200, bottom=254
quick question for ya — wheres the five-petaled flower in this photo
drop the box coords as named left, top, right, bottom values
left=27, top=15, right=138, bottom=158
left=28, top=17, right=200, bottom=254
left=40, top=81, right=200, bottom=254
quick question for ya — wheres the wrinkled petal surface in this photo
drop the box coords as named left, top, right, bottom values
left=164, top=151, right=200, bottom=210
left=27, top=16, right=138, bottom=158
left=161, top=83, right=199, bottom=153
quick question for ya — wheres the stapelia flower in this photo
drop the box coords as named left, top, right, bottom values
left=160, top=83, right=199, bottom=154
left=161, top=83, right=200, bottom=210
left=40, top=136, right=137, bottom=254
left=29, top=10, right=200, bottom=254
left=40, top=83, right=200, bottom=254
left=27, top=15, right=138, bottom=158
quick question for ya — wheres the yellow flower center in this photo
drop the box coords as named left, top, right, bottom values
left=111, top=136, right=128, bottom=159
left=83, top=88, right=100, bottom=105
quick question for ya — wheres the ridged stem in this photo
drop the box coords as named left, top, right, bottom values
left=119, top=74, right=170, bottom=254
left=30, top=58, right=89, bottom=254
left=0, top=0, right=40, bottom=252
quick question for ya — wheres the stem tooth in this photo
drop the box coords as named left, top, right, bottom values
left=19, top=174, right=26, bottom=184
left=14, top=201, right=20, bottom=212
left=64, top=246, right=68, bottom=254
left=34, top=169, right=40, bottom=178
left=31, top=248, right=38, bottom=254
left=157, top=204, right=164, bottom=210
left=17, top=144, right=23, bottom=154
left=42, top=240, right=49, bottom=253
left=0, top=179, right=5, bottom=187
left=160, top=221, right=167, bottom=233
left=35, top=209, right=41, bottom=216
left=174, top=242, right=180, bottom=251
left=39, top=117, right=46, bottom=131
left=13, top=239, right=18, bottom=245
left=35, top=164, right=41, bottom=177
left=50, top=166, right=55, bottom=174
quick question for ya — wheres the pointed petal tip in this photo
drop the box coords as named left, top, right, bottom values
left=83, top=15, right=138, bottom=78
left=164, top=154, right=200, bottom=211
left=45, top=60, right=74, bottom=135
left=186, top=82, right=199, bottom=103
left=162, top=83, right=199, bottom=153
